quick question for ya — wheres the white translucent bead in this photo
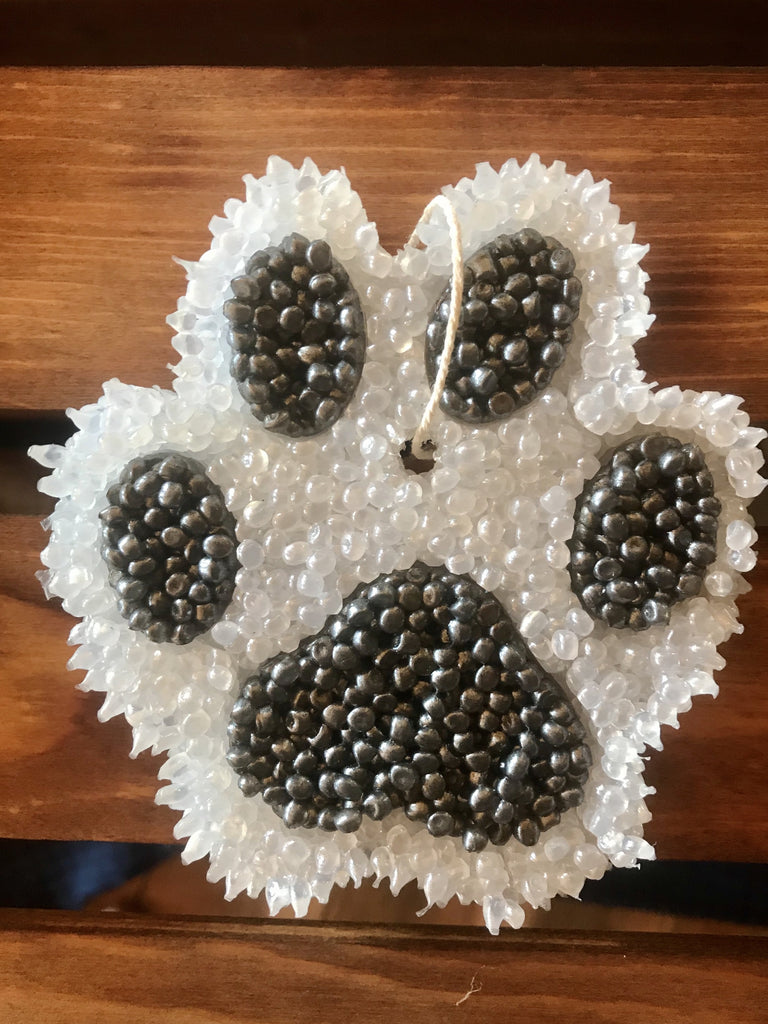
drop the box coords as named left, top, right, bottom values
left=383, top=288, right=406, bottom=316
left=354, top=222, right=378, bottom=252
left=264, top=878, right=291, bottom=915
left=540, top=486, right=568, bottom=513
left=582, top=344, right=613, bottom=377
left=574, top=845, right=608, bottom=879
left=340, top=531, right=367, bottom=561
left=342, top=483, right=368, bottom=512
left=727, top=547, right=757, bottom=573
left=518, top=428, right=541, bottom=459
left=332, top=461, right=359, bottom=483
left=283, top=542, right=310, bottom=565
left=207, top=665, right=233, bottom=692
left=305, top=475, right=332, bottom=503
left=332, top=416, right=358, bottom=448
left=391, top=507, right=419, bottom=533
left=477, top=566, right=503, bottom=592
left=512, top=521, right=537, bottom=550
left=726, top=519, right=756, bottom=551
left=307, top=549, right=336, bottom=575
left=360, top=434, right=388, bottom=461
left=446, top=553, right=474, bottom=575
left=482, top=895, right=509, bottom=935
left=543, top=836, right=571, bottom=863
left=182, top=710, right=211, bottom=738
left=706, top=419, right=739, bottom=448
left=367, top=481, right=396, bottom=508
left=446, top=488, right=475, bottom=515
left=498, top=419, right=522, bottom=447
left=688, top=671, right=719, bottom=697
left=520, top=589, right=548, bottom=611
left=211, top=620, right=239, bottom=648
left=296, top=570, right=325, bottom=597
left=478, top=516, right=504, bottom=545
left=429, top=533, right=455, bottom=561
left=548, top=515, right=573, bottom=542
left=726, top=449, right=761, bottom=479
left=271, top=460, right=300, bottom=485
left=243, top=589, right=271, bottom=618
left=705, top=571, right=733, bottom=597
left=551, top=629, right=579, bottom=660
left=622, top=385, right=649, bottom=412
left=298, top=604, right=327, bottom=630
left=527, top=566, right=556, bottom=592
left=395, top=479, right=423, bottom=506
left=430, top=466, right=460, bottom=495
left=455, top=439, right=485, bottom=466
left=362, top=388, right=391, bottom=413
left=264, top=611, right=291, bottom=638
left=237, top=539, right=264, bottom=570
left=566, top=607, right=594, bottom=637
left=243, top=499, right=272, bottom=527
left=545, top=541, right=570, bottom=569
left=520, top=610, right=547, bottom=638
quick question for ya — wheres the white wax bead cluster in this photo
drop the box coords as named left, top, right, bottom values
left=31, top=155, right=765, bottom=934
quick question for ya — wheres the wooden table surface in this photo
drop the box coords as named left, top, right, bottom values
left=1, top=67, right=767, bottom=1020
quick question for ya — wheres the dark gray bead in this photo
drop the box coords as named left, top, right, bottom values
left=677, top=573, right=703, bottom=597
left=333, top=776, right=363, bottom=802
left=505, top=750, right=530, bottom=779
left=333, top=808, right=362, bottom=833
left=549, top=248, right=576, bottom=277
left=427, top=812, right=454, bottom=837
left=347, top=706, right=375, bottom=733
left=462, top=827, right=488, bottom=853
left=515, top=819, right=540, bottom=847
left=390, top=764, right=418, bottom=791
left=688, top=541, right=717, bottom=566
left=283, top=802, right=309, bottom=828
left=306, top=239, right=332, bottom=271
left=158, top=481, right=184, bottom=508
left=362, top=793, right=392, bottom=820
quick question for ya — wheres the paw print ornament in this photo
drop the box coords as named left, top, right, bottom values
left=31, top=156, right=766, bottom=933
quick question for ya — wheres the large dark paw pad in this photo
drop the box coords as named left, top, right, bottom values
left=100, top=453, right=239, bottom=644
left=425, top=228, right=581, bottom=423
left=569, top=434, right=720, bottom=630
left=224, top=233, right=366, bottom=437
left=227, top=562, right=590, bottom=852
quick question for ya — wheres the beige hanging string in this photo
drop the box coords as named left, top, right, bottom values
left=407, top=195, right=463, bottom=458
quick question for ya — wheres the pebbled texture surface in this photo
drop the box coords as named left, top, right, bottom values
left=425, top=229, right=581, bottom=423
left=100, top=453, right=240, bottom=644
left=228, top=561, right=591, bottom=852
left=224, top=233, right=366, bottom=437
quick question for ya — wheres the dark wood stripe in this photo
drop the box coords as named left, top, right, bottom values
left=1, top=1, right=767, bottom=65
left=1, top=909, right=767, bottom=1021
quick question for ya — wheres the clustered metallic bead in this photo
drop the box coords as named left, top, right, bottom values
left=99, top=454, right=240, bottom=644
left=227, top=562, right=590, bottom=852
left=223, top=233, right=366, bottom=437
left=569, top=434, right=721, bottom=630
left=425, top=229, right=581, bottom=423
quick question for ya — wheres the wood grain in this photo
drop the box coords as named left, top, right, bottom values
left=1, top=68, right=767, bottom=412
left=2, top=910, right=767, bottom=1023
left=2, top=514, right=766, bottom=862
